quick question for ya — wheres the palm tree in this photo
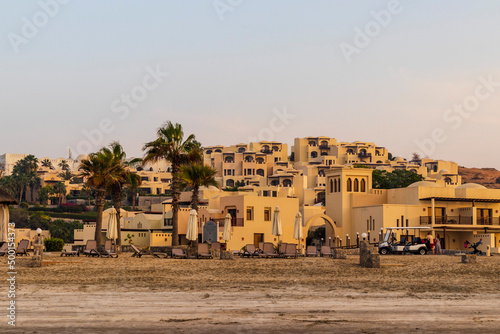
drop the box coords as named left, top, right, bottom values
left=58, top=160, right=70, bottom=171
left=142, top=121, right=197, bottom=246
left=102, top=142, right=139, bottom=247
left=58, top=170, right=73, bottom=181
left=126, top=172, right=142, bottom=210
left=41, top=159, right=53, bottom=169
left=53, top=182, right=66, bottom=206
left=79, top=151, right=125, bottom=246
left=179, top=163, right=219, bottom=212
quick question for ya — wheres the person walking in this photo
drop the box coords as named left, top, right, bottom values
left=426, top=232, right=435, bottom=255
left=434, top=234, right=442, bottom=255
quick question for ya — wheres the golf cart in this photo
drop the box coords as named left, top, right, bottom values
left=378, top=227, right=431, bottom=255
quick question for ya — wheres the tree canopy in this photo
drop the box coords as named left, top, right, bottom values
left=372, top=169, right=424, bottom=189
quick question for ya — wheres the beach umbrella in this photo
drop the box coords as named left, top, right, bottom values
left=186, top=209, right=198, bottom=242
left=271, top=206, right=283, bottom=243
left=0, top=204, right=9, bottom=243
left=106, top=207, right=118, bottom=243
left=293, top=212, right=303, bottom=254
left=222, top=213, right=232, bottom=242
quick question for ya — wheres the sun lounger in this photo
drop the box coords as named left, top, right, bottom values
left=279, top=243, right=288, bottom=256
left=16, top=239, right=29, bottom=256
left=211, top=242, right=221, bottom=251
left=60, top=249, right=79, bottom=257
left=99, top=240, right=118, bottom=258
left=283, top=244, right=298, bottom=258
left=172, top=248, right=187, bottom=259
left=306, top=245, right=317, bottom=257
left=320, top=246, right=333, bottom=257
left=0, top=243, right=8, bottom=256
left=130, top=244, right=162, bottom=258
left=258, top=242, right=264, bottom=253
left=242, top=244, right=258, bottom=257
left=83, top=240, right=99, bottom=257
left=197, top=243, right=213, bottom=259
left=259, top=242, right=278, bottom=258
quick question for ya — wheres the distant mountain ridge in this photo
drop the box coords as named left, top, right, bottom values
left=458, top=166, right=500, bottom=189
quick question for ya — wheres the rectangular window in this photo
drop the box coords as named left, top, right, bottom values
left=263, top=191, right=269, bottom=197
left=246, top=206, right=254, bottom=221
left=272, top=191, right=277, bottom=197
left=264, top=207, right=271, bottom=221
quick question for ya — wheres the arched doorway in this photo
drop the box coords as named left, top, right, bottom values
left=303, top=214, right=336, bottom=249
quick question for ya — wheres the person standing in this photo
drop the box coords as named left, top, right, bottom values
left=426, top=232, right=435, bottom=255
left=434, top=234, right=442, bottom=255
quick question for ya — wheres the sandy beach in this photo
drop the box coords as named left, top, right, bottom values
left=3, top=254, right=500, bottom=333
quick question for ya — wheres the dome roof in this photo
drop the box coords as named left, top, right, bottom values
left=439, top=169, right=450, bottom=174
left=394, top=156, right=406, bottom=162
left=76, top=154, right=88, bottom=162
left=456, top=183, right=487, bottom=190
left=408, top=181, right=441, bottom=188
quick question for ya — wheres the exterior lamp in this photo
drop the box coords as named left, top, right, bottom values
left=361, top=233, right=367, bottom=240
left=36, top=228, right=42, bottom=236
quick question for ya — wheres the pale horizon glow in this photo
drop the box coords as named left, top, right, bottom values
left=1, top=1, right=500, bottom=168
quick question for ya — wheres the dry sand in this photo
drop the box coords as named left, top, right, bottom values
left=2, top=253, right=500, bottom=333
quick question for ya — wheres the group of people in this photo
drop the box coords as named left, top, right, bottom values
left=425, top=232, right=442, bottom=255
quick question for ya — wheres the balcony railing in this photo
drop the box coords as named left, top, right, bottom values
left=261, top=149, right=272, bottom=154
left=358, top=153, right=372, bottom=158
left=212, top=218, right=244, bottom=228
left=477, top=217, right=499, bottom=225
left=420, top=216, right=473, bottom=225
left=319, top=144, right=329, bottom=150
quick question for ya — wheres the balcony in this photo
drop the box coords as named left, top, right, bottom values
left=477, top=217, right=499, bottom=225
left=212, top=218, right=244, bottom=228
left=358, top=153, right=372, bottom=158
left=420, top=216, right=473, bottom=225
left=261, top=149, right=272, bottom=154
left=319, top=144, right=329, bottom=150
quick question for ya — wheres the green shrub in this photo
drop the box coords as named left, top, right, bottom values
left=44, top=238, right=65, bottom=252
left=20, top=202, right=29, bottom=209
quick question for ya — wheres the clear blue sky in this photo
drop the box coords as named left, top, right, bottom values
left=1, top=1, right=499, bottom=168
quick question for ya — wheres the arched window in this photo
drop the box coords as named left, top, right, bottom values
left=337, top=179, right=341, bottom=192
left=354, top=178, right=359, bottom=192
left=205, top=150, right=212, bottom=155
left=444, top=177, right=452, bottom=184
left=433, top=165, right=438, bottom=172
left=226, top=179, right=235, bottom=187
left=375, top=150, right=380, bottom=156
left=347, top=178, right=352, bottom=192
left=238, top=147, right=245, bottom=153
left=224, top=157, right=234, bottom=163
left=311, top=151, right=318, bottom=158
left=318, top=170, right=325, bottom=177
left=272, top=146, right=279, bottom=151
left=245, top=156, right=254, bottom=162
left=347, top=149, right=354, bottom=154
left=261, top=145, right=270, bottom=153
left=215, top=149, right=222, bottom=153
left=256, top=169, right=265, bottom=176
left=283, top=179, right=292, bottom=187
left=256, top=157, right=264, bottom=164
left=321, top=152, right=328, bottom=156
left=308, top=141, right=316, bottom=146
left=361, top=179, right=366, bottom=192
left=330, top=179, right=334, bottom=193
left=271, top=180, right=279, bottom=186
left=376, top=161, right=383, bottom=164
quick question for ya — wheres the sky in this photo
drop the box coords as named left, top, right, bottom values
left=1, top=0, right=499, bottom=168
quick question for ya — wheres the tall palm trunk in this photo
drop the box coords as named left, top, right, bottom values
left=112, top=188, right=123, bottom=246
left=94, top=189, right=106, bottom=246
left=171, top=163, right=180, bottom=246
left=191, top=185, right=199, bottom=212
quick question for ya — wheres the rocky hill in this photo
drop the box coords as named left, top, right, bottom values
left=458, top=166, right=500, bottom=189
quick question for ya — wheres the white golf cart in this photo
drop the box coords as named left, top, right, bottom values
left=378, top=227, right=431, bottom=255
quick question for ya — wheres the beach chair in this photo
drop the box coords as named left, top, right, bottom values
left=99, top=240, right=118, bottom=258
left=211, top=242, right=221, bottom=251
left=0, top=243, right=8, bottom=256
left=16, top=239, right=29, bottom=256
left=130, top=244, right=162, bottom=258
left=197, top=243, right=213, bottom=259
left=242, top=244, right=258, bottom=257
left=60, top=248, right=79, bottom=257
left=259, top=242, right=278, bottom=258
left=172, top=248, right=187, bottom=259
left=320, top=246, right=333, bottom=257
left=283, top=244, right=298, bottom=258
left=306, top=245, right=317, bottom=257
left=257, top=242, right=264, bottom=254
left=83, top=240, right=99, bottom=257
left=279, top=243, right=288, bottom=257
